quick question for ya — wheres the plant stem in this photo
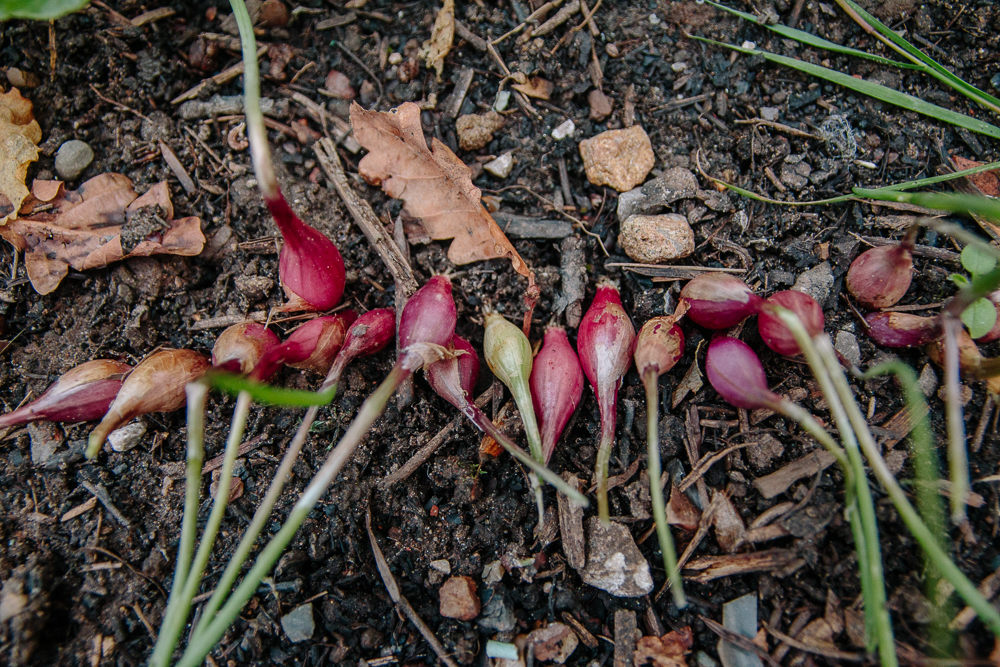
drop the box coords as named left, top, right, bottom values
left=176, top=363, right=410, bottom=667
left=195, top=370, right=343, bottom=635
left=942, top=316, right=969, bottom=524
left=777, top=309, right=894, bottom=664
left=642, top=373, right=685, bottom=609
left=506, top=375, right=546, bottom=525
left=228, top=0, right=277, bottom=198
left=463, top=405, right=588, bottom=506
left=815, top=335, right=1000, bottom=637
left=594, top=392, right=616, bottom=524
left=149, top=383, right=209, bottom=667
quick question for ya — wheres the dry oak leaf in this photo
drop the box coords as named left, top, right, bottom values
left=0, top=174, right=204, bottom=294
left=418, top=0, right=454, bottom=82
left=0, top=87, right=42, bottom=225
left=352, top=101, right=530, bottom=278
left=634, top=627, right=693, bottom=667
left=511, top=77, right=554, bottom=101
left=953, top=156, right=1000, bottom=197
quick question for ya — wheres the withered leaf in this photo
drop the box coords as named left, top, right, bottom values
left=417, top=0, right=454, bottom=82
left=511, top=77, right=553, bottom=100
left=0, top=174, right=204, bottom=294
left=0, top=87, right=42, bottom=225
left=953, top=155, right=1000, bottom=197
left=352, top=101, right=530, bottom=278
left=634, top=627, right=693, bottom=667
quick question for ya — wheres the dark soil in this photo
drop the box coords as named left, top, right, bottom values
left=1, top=0, right=999, bottom=665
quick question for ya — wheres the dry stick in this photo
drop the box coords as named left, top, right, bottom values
left=366, top=510, right=460, bottom=667
left=971, top=394, right=994, bottom=453
left=380, top=385, right=498, bottom=487
left=492, top=0, right=564, bottom=45
left=701, top=617, right=783, bottom=667
left=485, top=40, right=541, bottom=119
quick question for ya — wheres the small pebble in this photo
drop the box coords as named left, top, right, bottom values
left=578, top=125, right=655, bottom=192
left=580, top=517, right=653, bottom=597
left=618, top=214, right=694, bottom=263
left=761, top=106, right=780, bottom=121
left=280, top=604, right=315, bottom=643
left=108, top=421, right=147, bottom=453
left=484, top=152, right=514, bottom=178
left=792, top=262, right=834, bottom=305
left=649, top=13, right=661, bottom=24
left=493, top=90, right=511, bottom=112
left=918, top=363, right=938, bottom=397
left=28, top=422, right=64, bottom=465
left=388, top=52, right=403, bottom=65
left=605, top=43, right=620, bottom=58
left=741, top=40, right=757, bottom=50
left=324, top=70, right=355, bottom=99
left=588, top=89, right=613, bottom=121
left=259, top=0, right=290, bottom=27
left=456, top=111, right=505, bottom=151
left=55, top=140, right=94, bottom=181
left=551, top=119, right=575, bottom=140
left=835, top=330, right=862, bottom=367
left=430, top=559, right=451, bottom=574
left=439, top=576, right=480, bottom=620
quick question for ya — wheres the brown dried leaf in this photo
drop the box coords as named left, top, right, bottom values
left=352, top=101, right=530, bottom=277
left=0, top=87, right=42, bottom=225
left=953, top=156, right=1000, bottom=197
left=417, top=0, right=454, bottom=82
left=511, top=77, right=554, bottom=100
left=634, top=627, right=693, bottom=667
left=711, top=491, right=745, bottom=553
left=0, top=174, right=204, bottom=294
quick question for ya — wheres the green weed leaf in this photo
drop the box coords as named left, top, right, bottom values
left=961, top=244, right=998, bottom=277
left=204, top=372, right=337, bottom=407
left=0, top=0, right=90, bottom=20
left=962, top=297, right=997, bottom=339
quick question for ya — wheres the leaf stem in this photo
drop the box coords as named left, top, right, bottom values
left=642, top=372, right=685, bottom=609
left=594, top=393, right=616, bottom=524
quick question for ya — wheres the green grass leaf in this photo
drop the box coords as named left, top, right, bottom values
left=694, top=36, right=1000, bottom=140
left=853, top=189, right=1000, bottom=222
left=833, top=0, right=1000, bottom=115
left=704, top=0, right=919, bottom=70
left=204, top=372, right=337, bottom=407
left=0, top=0, right=90, bottom=20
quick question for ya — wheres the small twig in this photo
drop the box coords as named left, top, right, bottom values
left=677, top=442, right=754, bottom=493
left=79, top=480, right=132, bottom=529
left=366, top=509, right=459, bottom=667
left=942, top=315, right=969, bottom=525
left=333, top=40, right=382, bottom=109
left=89, top=84, right=150, bottom=121
left=83, top=545, right=168, bottom=598
left=733, top=118, right=818, bottom=139
left=971, top=394, right=994, bottom=453
left=485, top=41, right=541, bottom=119
left=314, top=138, right=418, bottom=297
left=492, top=0, right=564, bottom=45
left=762, top=622, right=866, bottom=661
left=701, top=617, right=783, bottom=667
left=484, top=185, right=609, bottom=256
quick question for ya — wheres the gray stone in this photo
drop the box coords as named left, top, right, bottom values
left=833, top=331, right=864, bottom=372
left=616, top=187, right=648, bottom=221
left=918, top=363, right=938, bottom=397
left=619, top=214, right=695, bottom=264
left=760, top=106, right=780, bottom=121
left=718, top=594, right=763, bottom=667
left=177, top=95, right=290, bottom=120
left=580, top=517, right=653, bottom=597
left=234, top=275, right=273, bottom=301
left=280, top=603, right=315, bottom=643
left=792, top=262, right=834, bottom=306
left=28, top=422, right=64, bottom=465
left=835, top=330, right=862, bottom=367
left=616, top=167, right=700, bottom=221
left=477, top=591, right=516, bottom=633
left=108, top=421, right=147, bottom=453
left=780, top=156, right=812, bottom=190
left=140, top=110, right=174, bottom=142
left=54, top=140, right=94, bottom=181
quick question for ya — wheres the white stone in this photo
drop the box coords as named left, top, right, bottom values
left=551, top=119, right=575, bottom=140
left=484, top=152, right=514, bottom=178
left=619, top=214, right=695, bottom=263
left=430, top=559, right=452, bottom=574
left=55, top=140, right=95, bottom=181
left=108, top=421, right=147, bottom=453
left=494, top=90, right=511, bottom=112
left=388, top=51, right=402, bottom=65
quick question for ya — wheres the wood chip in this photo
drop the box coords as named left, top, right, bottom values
left=560, top=611, right=599, bottom=649
left=879, top=402, right=929, bottom=450
left=130, top=7, right=175, bottom=26
left=61, top=496, right=98, bottom=522
left=442, top=66, right=474, bottom=119
left=684, top=549, right=799, bottom=583
left=558, top=473, right=586, bottom=571
left=753, top=450, right=836, bottom=499
left=613, top=609, right=637, bottom=667
left=158, top=141, right=197, bottom=195
left=950, top=565, right=1000, bottom=630
left=315, top=11, right=357, bottom=29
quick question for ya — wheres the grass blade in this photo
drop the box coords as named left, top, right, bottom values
left=833, top=0, right=1000, bottom=115
left=704, top=0, right=919, bottom=69
left=854, top=189, right=1000, bottom=221
left=205, top=371, right=337, bottom=407
left=693, top=36, right=1000, bottom=140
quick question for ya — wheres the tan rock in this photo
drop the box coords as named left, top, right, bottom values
left=439, top=576, right=480, bottom=620
left=455, top=111, right=504, bottom=151
left=578, top=125, right=654, bottom=191
left=618, top=214, right=694, bottom=263
left=588, top=89, right=612, bottom=121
